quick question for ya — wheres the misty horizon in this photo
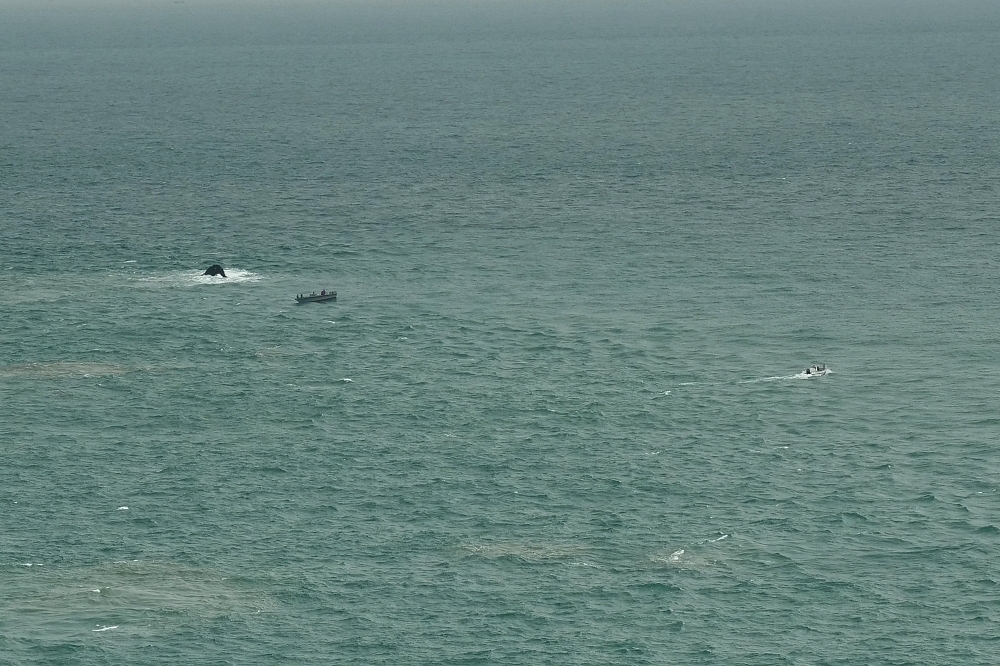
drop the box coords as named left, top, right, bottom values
left=2, top=0, right=998, bottom=51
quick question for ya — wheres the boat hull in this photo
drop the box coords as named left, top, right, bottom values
left=295, top=293, right=337, bottom=304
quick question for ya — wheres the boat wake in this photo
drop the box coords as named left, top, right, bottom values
left=741, top=376, right=793, bottom=383
left=741, top=367, right=831, bottom=383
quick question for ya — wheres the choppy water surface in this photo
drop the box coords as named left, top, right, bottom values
left=3, top=3, right=1000, bottom=664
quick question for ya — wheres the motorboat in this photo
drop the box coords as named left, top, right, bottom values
left=295, top=290, right=337, bottom=304
left=802, top=363, right=829, bottom=377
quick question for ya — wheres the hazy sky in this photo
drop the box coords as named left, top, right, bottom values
left=1, top=0, right=996, bottom=51
left=1, top=0, right=993, bottom=13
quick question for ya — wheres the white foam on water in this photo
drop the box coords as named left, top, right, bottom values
left=117, top=506, right=129, bottom=511
left=141, top=268, right=263, bottom=287
left=92, top=625, right=118, bottom=632
left=742, top=368, right=832, bottom=383
left=651, top=549, right=686, bottom=565
left=340, top=378, right=353, bottom=383
left=740, top=375, right=793, bottom=384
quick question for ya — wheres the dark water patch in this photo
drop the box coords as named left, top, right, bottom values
left=816, top=511, right=870, bottom=526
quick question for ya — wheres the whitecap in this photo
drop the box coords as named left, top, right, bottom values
left=117, top=507, right=129, bottom=511
left=92, top=625, right=118, bottom=632
left=340, top=378, right=353, bottom=383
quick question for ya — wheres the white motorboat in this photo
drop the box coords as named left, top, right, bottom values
left=802, top=363, right=829, bottom=377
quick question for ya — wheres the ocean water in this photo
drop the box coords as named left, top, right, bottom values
left=3, top=2, right=1000, bottom=663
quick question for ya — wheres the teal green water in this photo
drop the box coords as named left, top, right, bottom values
left=3, top=3, right=1000, bottom=663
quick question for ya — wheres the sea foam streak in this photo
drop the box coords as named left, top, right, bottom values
left=0, top=362, right=129, bottom=378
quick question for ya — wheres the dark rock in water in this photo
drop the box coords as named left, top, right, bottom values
left=203, top=264, right=226, bottom=277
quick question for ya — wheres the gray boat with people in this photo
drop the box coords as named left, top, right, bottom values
left=295, top=290, right=337, bottom=304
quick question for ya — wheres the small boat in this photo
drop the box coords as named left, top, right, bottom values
left=803, top=363, right=829, bottom=377
left=295, top=290, right=337, bottom=304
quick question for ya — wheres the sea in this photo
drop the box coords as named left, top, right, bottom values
left=2, top=1, right=1000, bottom=663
